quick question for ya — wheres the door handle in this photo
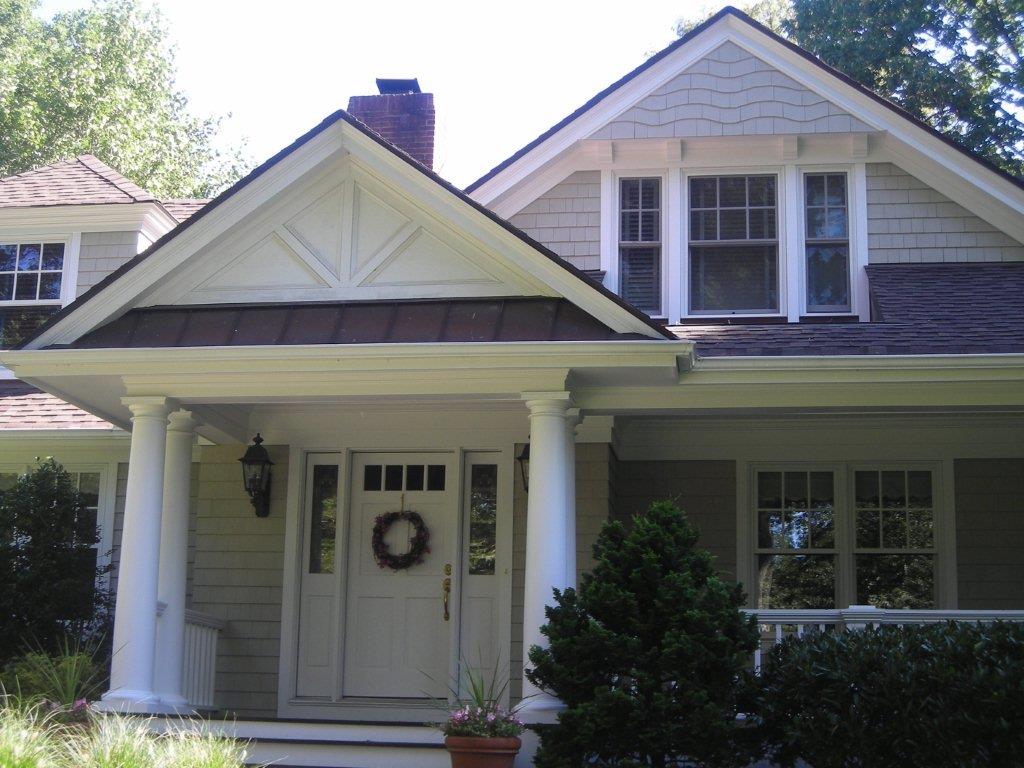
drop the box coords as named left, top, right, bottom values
left=442, top=576, right=451, bottom=622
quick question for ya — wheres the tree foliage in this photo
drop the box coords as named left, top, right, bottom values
left=526, top=501, right=759, bottom=768
left=675, top=1, right=1024, bottom=178
left=0, top=0, right=249, bottom=197
left=0, top=459, right=109, bottom=666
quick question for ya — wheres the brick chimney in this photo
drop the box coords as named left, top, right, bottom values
left=347, top=78, right=435, bottom=169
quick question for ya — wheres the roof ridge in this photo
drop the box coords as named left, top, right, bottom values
left=0, top=156, right=80, bottom=183
left=74, top=154, right=155, bottom=202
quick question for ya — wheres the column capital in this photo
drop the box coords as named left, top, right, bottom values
left=522, top=391, right=573, bottom=415
left=166, top=409, right=198, bottom=434
left=121, top=396, right=173, bottom=420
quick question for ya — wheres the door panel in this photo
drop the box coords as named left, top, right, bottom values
left=343, top=454, right=456, bottom=698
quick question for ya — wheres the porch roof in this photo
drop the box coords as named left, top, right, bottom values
left=51, top=297, right=650, bottom=349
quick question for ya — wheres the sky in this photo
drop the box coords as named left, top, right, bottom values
left=37, top=0, right=716, bottom=188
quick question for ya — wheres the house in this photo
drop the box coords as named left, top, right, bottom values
left=2, top=7, right=1023, bottom=767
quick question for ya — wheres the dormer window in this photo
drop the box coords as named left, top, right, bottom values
left=689, top=175, right=778, bottom=314
left=0, top=242, right=65, bottom=303
left=804, top=173, right=851, bottom=313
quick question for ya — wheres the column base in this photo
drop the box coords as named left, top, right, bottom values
left=516, top=693, right=565, bottom=725
left=95, top=690, right=194, bottom=715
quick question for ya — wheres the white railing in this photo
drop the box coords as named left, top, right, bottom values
left=182, top=609, right=225, bottom=709
left=745, top=606, right=1024, bottom=671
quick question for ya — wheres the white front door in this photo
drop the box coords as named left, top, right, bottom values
left=342, top=453, right=457, bottom=698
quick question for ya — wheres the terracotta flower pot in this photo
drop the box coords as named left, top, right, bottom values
left=444, top=735, right=522, bottom=768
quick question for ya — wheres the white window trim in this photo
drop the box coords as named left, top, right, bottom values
left=604, top=169, right=670, bottom=318
left=0, top=231, right=81, bottom=307
left=747, top=460, right=951, bottom=610
left=794, top=164, right=869, bottom=320
left=62, top=462, right=116, bottom=591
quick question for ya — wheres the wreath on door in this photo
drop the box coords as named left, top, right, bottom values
left=372, top=510, right=431, bottom=570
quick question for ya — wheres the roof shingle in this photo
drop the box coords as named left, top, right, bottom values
left=0, top=155, right=155, bottom=207
left=0, top=380, right=114, bottom=430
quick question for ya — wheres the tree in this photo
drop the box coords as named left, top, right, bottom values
left=0, top=0, right=249, bottom=197
left=675, top=1, right=1024, bottom=178
left=675, top=0, right=790, bottom=36
left=0, top=459, right=109, bottom=666
left=526, top=501, right=759, bottom=768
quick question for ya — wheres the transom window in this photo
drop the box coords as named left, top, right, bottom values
left=0, top=242, right=65, bottom=302
left=754, top=467, right=936, bottom=609
left=689, top=175, right=778, bottom=314
left=804, top=173, right=851, bottom=312
left=618, top=177, right=662, bottom=315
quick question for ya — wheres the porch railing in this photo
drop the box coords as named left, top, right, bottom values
left=745, top=606, right=1024, bottom=671
left=181, top=609, right=225, bottom=709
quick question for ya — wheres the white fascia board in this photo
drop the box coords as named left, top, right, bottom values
left=0, top=202, right=172, bottom=236
left=3, top=340, right=690, bottom=378
left=0, top=429, right=126, bottom=442
left=26, top=126, right=347, bottom=350
left=694, top=353, right=1024, bottom=372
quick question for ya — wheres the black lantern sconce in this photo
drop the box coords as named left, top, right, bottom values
left=239, top=434, right=274, bottom=517
left=516, top=443, right=530, bottom=492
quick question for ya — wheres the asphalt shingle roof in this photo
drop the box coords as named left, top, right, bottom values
left=0, top=155, right=155, bottom=207
left=673, top=262, right=1024, bottom=356
left=160, top=198, right=210, bottom=222
left=0, top=380, right=113, bottom=430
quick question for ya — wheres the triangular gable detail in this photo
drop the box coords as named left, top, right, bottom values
left=284, top=187, right=345, bottom=279
left=362, top=228, right=501, bottom=287
left=198, top=233, right=329, bottom=291
left=589, top=41, right=876, bottom=140
left=351, top=183, right=415, bottom=275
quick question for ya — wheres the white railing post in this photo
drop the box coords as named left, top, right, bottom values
left=840, top=604, right=883, bottom=631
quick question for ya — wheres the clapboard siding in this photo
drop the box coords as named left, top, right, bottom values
left=867, top=163, right=1024, bottom=263
left=191, top=443, right=288, bottom=717
left=510, top=442, right=614, bottom=702
left=591, top=41, right=875, bottom=140
left=75, top=231, right=139, bottom=296
left=509, top=171, right=601, bottom=271
left=614, top=459, right=737, bottom=582
left=955, top=459, right=1024, bottom=609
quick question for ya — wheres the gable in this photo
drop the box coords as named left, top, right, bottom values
left=147, top=156, right=538, bottom=306
left=589, top=41, right=876, bottom=140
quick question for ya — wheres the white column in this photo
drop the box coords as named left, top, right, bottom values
left=100, top=397, right=171, bottom=711
left=564, top=408, right=580, bottom=585
left=520, top=392, right=575, bottom=720
left=154, top=410, right=197, bottom=711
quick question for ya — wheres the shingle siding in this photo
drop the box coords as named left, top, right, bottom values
left=866, top=163, right=1024, bottom=263
left=955, top=459, right=1024, bottom=610
left=614, top=459, right=737, bottom=581
left=76, top=231, right=139, bottom=296
left=590, top=41, right=875, bottom=140
left=190, top=443, right=288, bottom=717
left=509, top=171, right=601, bottom=271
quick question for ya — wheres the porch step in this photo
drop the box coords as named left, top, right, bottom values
left=154, top=719, right=449, bottom=768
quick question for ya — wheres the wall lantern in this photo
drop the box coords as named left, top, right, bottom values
left=239, top=434, right=274, bottom=517
left=516, top=443, right=530, bottom=492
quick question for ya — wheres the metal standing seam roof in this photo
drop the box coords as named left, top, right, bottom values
left=60, top=298, right=652, bottom=349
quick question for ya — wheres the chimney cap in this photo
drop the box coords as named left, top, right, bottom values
left=376, top=78, right=422, bottom=95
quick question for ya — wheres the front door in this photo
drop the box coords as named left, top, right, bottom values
left=342, top=453, right=457, bottom=698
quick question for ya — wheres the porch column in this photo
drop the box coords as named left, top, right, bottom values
left=100, top=397, right=171, bottom=711
left=520, top=392, right=575, bottom=719
left=564, top=408, right=580, bottom=584
left=154, top=410, right=197, bottom=710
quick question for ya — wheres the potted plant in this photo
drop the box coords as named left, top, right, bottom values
left=438, top=663, right=524, bottom=768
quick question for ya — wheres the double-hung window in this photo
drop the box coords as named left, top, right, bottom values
left=0, top=242, right=65, bottom=303
left=804, top=173, right=851, bottom=312
left=618, top=177, right=662, bottom=315
left=689, top=175, right=778, bottom=314
left=754, top=466, right=937, bottom=609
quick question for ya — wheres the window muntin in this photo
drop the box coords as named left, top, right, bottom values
left=0, top=242, right=64, bottom=303
left=618, top=177, right=662, bottom=315
left=804, top=173, right=851, bottom=312
left=756, top=470, right=837, bottom=608
left=689, top=175, right=779, bottom=313
left=853, top=469, right=935, bottom=608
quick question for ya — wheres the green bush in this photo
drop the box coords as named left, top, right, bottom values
left=748, top=621, right=1024, bottom=767
left=526, top=501, right=759, bottom=768
left=2, top=640, right=103, bottom=709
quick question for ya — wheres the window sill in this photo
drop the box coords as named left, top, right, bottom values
left=675, top=315, right=787, bottom=326
left=800, top=314, right=860, bottom=324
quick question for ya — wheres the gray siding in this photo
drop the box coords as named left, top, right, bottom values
left=590, top=41, right=875, bottom=140
left=191, top=443, right=288, bottom=717
left=955, top=459, right=1024, bottom=609
left=614, top=459, right=737, bottom=582
left=510, top=442, right=613, bottom=702
left=75, top=231, right=139, bottom=296
left=867, top=163, right=1024, bottom=263
left=509, top=171, right=600, bottom=271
